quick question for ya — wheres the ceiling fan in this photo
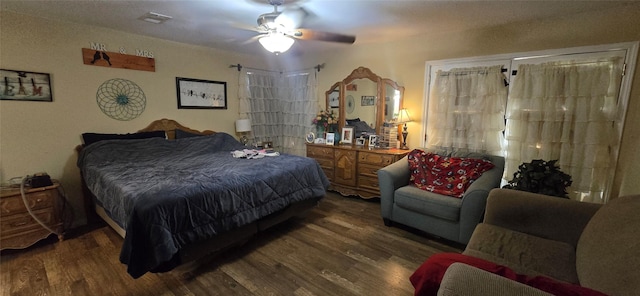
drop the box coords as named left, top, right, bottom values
left=249, top=0, right=356, bottom=54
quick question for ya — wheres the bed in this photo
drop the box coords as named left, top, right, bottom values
left=76, top=119, right=329, bottom=278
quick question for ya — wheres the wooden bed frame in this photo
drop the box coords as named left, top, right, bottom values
left=77, top=118, right=321, bottom=272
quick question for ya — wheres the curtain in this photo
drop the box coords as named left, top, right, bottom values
left=427, top=65, right=507, bottom=155
left=238, top=68, right=317, bottom=156
left=504, top=57, right=623, bottom=203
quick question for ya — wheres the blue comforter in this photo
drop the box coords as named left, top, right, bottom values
left=77, top=133, right=329, bottom=278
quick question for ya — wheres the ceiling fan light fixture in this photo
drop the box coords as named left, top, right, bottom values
left=258, top=32, right=294, bottom=54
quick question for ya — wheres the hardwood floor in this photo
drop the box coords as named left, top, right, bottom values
left=1, top=192, right=463, bottom=296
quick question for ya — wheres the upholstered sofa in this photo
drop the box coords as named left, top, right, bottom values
left=377, top=148, right=505, bottom=245
left=420, top=189, right=640, bottom=296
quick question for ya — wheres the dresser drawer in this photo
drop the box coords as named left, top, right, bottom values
left=307, top=146, right=334, bottom=158
left=1, top=209, right=54, bottom=237
left=358, top=175, right=381, bottom=192
left=322, top=168, right=334, bottom=182
left=358, top=152, right=396, bottom=166
left=358, top=163, right=381, bottom=178
left=0, top=190, right=54, bottom=215
left=314, top=158, right=334, bottom=169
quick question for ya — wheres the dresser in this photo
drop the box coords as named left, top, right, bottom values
left=0, top=182, right=64, bottom=250
left=307, top=144, right=409, bottom=199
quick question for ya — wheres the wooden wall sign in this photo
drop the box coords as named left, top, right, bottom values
left=82, top=48, right=155, bottom=72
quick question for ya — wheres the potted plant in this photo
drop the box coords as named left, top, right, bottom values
left=502, top=159, right=572, bottom=198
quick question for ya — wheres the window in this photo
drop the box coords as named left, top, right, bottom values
left=424, top=42, right=638, bottom=202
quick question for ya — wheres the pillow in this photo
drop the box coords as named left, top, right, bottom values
left=407, top=149, right=494, bottom=198
left=82, top=130, right=166, bottom=146
left=175, top=129, right=203, bottom=139
left=346, top=118, right=361, bottom=125
left=410, top=253, right=608, bottom=296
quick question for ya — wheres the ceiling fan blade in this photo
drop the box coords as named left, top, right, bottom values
left=275, top=7, right=306, bottom=30
left=291, top=29, right=356, bottom=44
left=241, top=34, right=265, bottom=45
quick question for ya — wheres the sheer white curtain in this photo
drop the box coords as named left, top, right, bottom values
left=238, top=68, right=317, bottom=156
left=427, top=65, right=507, bottom=155
left=504, top=57, right=623, bottom=202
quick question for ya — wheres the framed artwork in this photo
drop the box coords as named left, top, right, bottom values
left=368, top=135, right=378, bottom=147
left=346, top=83, right=358, bottom=91
left=263, top=141, right=273, bottom=149
left=176, top=77, right=227, bottom=109
left=326, top=133, right=335, bottom=145
left=355, top=137, right=366, bottom=146
left=328, top=90, right=339, bottom=108
left=361, top=96, right=375, bottom=106
left=341, top=127, right=354, bottom=144
left=0, top=69, right=53, bottom=102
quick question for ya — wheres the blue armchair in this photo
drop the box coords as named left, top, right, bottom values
left=377, top=148, right=505, bottom=245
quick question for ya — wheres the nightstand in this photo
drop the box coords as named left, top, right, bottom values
left=1, top=181, right=64, bottom=250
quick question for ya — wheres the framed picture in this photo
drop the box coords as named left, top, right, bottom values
left=361, top=96, right=375, bottom=106
left=355, top=137, right=366, bottom=146
left=176, top=77, right=227, bottom=109
left=263, top=141, right=273, bottom=149
left=305, top=132, right=316, bottom=143
left=341, top=127, right=354, bottom=144
left=0, top=69, right=52, bottom=102
left=328, top=90, right=339, bottom=108
left=346, top=83, right=358, bottom=91
left=368, top=135, right=378, bottom=147
left=326, top=133, right=335, bottom=145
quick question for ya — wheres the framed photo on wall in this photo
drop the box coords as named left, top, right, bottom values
left=341, top=127, right=354, bottom=144
left=361, top=96, right=375, bottom=106
left=176, top=77, right=227, bottom=109
left=328, top=90, right=339, bottom=108
left=0, top=69, right=53, bottom=102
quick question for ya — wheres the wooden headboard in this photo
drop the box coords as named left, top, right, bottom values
left=138, top=118, right=216, bottom=140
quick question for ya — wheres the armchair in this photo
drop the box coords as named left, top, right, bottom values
left=377, top=148, right=504, bottom=245
left=414, top=189, right=640, bottom=296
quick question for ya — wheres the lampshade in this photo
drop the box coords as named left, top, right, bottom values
left=258, top=32, right=294, bottom=54
left=397, top=108, right=412, bottom=124
left=235, top=119, right=252, bottom=133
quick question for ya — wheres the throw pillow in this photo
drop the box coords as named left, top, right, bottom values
left=407, top=149, right=494, bottom=198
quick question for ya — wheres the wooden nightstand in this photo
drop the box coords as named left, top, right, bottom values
left=1, top=181, right=64, bottom=250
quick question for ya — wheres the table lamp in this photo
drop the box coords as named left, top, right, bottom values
left=235, top=119, right=252, bottom=145
left=397, top=108, right=412, bottom=150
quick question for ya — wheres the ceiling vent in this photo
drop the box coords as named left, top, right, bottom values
left=139, top=12, right=172, bottom=24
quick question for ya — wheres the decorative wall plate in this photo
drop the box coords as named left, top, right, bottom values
left=346, top=95, right=355, bottom=114
left=96, top=78, right=146, bottom=121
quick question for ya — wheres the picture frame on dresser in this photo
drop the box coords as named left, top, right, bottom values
left=368, top=135, right=378, bottom=147
left=326, top=133, right=335, bottom=145
left=355, top=137, right=366, bottom=146
left=341, top=127, right=354, bottom=144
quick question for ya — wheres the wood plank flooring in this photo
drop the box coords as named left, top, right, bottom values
left=1, top=192, right=463, bottom=296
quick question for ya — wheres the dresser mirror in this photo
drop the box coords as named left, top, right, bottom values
left=326, top=82, right=341, bottom=115
left=382, top=78, right=404, bottom=122
left=327, top=66, right=404, bottom=137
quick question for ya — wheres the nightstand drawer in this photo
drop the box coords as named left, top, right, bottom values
left=358, top=152, right=396, bottom=166
left=1, top=209, right=54, bottom=237
left=0, top=190, right=54, bottom=215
